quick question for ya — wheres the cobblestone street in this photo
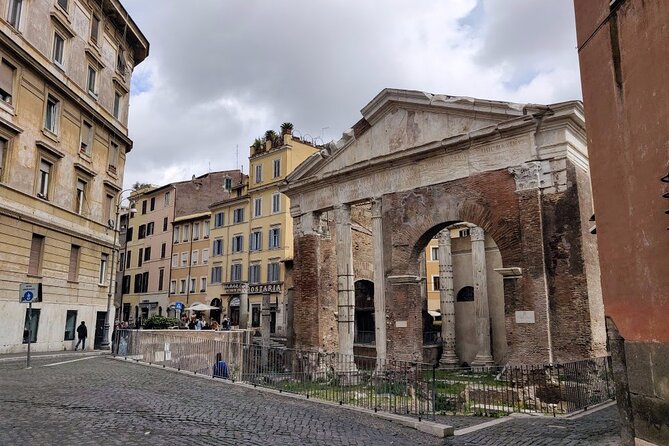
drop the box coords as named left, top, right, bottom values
left=0, top=355, right=621, bottom=445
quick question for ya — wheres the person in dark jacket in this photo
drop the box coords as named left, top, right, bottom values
left=74, top=321, right=87, bottom=350
left=212, top=353, right=229, bottom=379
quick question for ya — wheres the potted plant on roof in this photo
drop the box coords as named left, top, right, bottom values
left=280, top=122, right=294, bottom=135
left=264, top=129, right=279, bottom=149
left=251, top=138, right=262, bottom=155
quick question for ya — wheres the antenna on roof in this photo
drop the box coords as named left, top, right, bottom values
left=236, top=144, right=239, bottom=171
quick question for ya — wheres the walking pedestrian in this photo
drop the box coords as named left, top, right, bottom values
left=74, top=321, right=87, bottom=350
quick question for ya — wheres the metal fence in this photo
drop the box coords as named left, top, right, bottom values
left=113, top=330, right=614, bottom=419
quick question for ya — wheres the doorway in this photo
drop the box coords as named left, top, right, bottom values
left=94, top=311, right=106, bottom=349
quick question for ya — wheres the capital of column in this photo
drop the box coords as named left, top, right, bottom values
left=333, top=203, right=351, bottom=223
left=438, top=228, right=452, bottom=246
left=370, top=198, right=382, bottom=219
left=470, top=226, right=485, bottom=242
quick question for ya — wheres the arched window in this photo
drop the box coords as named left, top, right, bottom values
left=456, top=286, right=474, bottom=302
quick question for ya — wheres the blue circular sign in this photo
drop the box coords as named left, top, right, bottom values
left=23, top=291, right=33, bottom=302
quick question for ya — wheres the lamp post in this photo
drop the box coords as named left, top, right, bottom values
left=100, top=189, right=136, bottom=350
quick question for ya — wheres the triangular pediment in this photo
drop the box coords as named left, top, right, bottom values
left=287, top=89, right=535, bottom=183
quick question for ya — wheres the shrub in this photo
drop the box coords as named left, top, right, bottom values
left=143, top=315, right=179, bottom=329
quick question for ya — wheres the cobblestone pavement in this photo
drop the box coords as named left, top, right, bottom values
left=445, top=406, right=621, bottom=446
left=0, top=356, right=621, bottom=445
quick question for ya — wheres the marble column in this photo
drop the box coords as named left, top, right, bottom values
left=334, top=204, right=356, bottom=370
left=261, top=292, right=271, bottom=367
left=438, top=229, right=459, bottom=368
left=471, top=226, right=494, bottom=366
left=239, top=283, right=249, bottom=329
left=370, top=199, right=387, bottom=365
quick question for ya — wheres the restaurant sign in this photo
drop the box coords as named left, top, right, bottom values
left=222, top=282, right=282, bottom=295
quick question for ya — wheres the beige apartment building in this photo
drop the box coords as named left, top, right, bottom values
left=208, top=130, right=319, bottom=336
left=0, top=0, right=148, bottom=353
left=121, top=171, right=241, bottom=326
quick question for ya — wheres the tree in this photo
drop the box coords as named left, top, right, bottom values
left=132, top=181, right=152, bottom=191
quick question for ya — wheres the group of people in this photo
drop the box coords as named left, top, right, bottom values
left=181, top=315, right=231, bottom=331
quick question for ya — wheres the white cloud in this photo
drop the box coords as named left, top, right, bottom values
left=122, top=0, right=581, bottom=188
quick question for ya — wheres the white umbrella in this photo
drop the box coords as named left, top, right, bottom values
left=184, top=302, right=219, bottom=311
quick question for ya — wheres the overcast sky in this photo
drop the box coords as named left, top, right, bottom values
left=121, top=0, right=581, bottom=189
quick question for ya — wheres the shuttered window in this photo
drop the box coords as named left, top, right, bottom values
left=0, top=60, right=15, bottom=104
left=90, top=15, right=100, bottom=44
left=68, top=245, right=80, bottom=282
left=28, top=234, right=44, bottom=276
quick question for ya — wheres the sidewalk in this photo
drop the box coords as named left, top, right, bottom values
left=0, top=349, right=109, bottom=363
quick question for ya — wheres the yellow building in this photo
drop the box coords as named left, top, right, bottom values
left=0, top=0, right=148, bottom=353
left=208, top=128, right=319, bottom=336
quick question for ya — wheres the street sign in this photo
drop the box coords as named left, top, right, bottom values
left=19, top=283, right=41, bottom=303
left=174, top=302, right=184, bottom=311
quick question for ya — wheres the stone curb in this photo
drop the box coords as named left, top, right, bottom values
left=110, top=355, right=454, bottom=438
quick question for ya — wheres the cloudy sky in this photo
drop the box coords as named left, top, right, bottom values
left=121, top=0, right=581, bottom=189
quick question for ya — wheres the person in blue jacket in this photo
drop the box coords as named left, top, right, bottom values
left=213, top=352, right=229, bottom=379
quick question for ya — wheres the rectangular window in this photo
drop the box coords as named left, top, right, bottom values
left=117, top=47, right=127, bottom=73
left=141, top=271, right=149, bottom=293
left=249, top=264, right=261, bottom=284
left=230, top=263, right=242, bottom=282
left=169, top=280, right=176, bottom=294
left=251, top=305, right=260, bottom=328
left=233, top=208, right=244, bottom=224
left=273, top=159, right=281, bottom=178
left=75, top=179, right=86, bottom=215
left=225, top=177, right=232, bottom=190
left=23, top=308, right=40, bottom=344
left=202, top=248, right=209, bottom=264
left=108, top=141, right=119, bottom=172
left=138, top=224, right=146, bottom=239
left=44, top=95, right=59, bottom=133
left=254, top=198, right=262, bottom=217
left=64, top=310, right=77, bottom=341
left=189, top=278, right=196, bottom=293
left=272, top=193, right=280, bottom=213
left=80, top=120, right=93, bottom=155
left=211, top=266, right=222, bottom=284
left=200, top=277, right=207, bottom=292
left=212, top=238, right=223, bottom=256
left=164, top=191, right=170, bottom=207
left=193, top=222, right=200, bottom=240
left=99, top=253, right=108, bottom=285
left=118, top=252, right=125, bottom=271
left=57, top=0, right=68, bottom=10
left=173, top=226, right=180, bottom=243
left=0, top=59, right=16, bottom=105
left=182, top=224, right=190, bottom=242
left=68, top=245, right=80, bottom=282
left=8, top=0, right=22, bottom=28
left=269, top=227, right=280, bottom=249
left=87, top=65, right=97, bottom=96
left=150, top=197, right=155, bottom=211
left=28, top=234, right=44, bottom=276
left=431, top=247, right=439, bottom=261
left=125, top=250, right=131, bottom=269
left=255, top=164, right=262, bottom=183
left=171, top=253, right=178, bottom=268
left=160, top=242, right=166, bottom=259
left=37, top=159, right=52, bottom=199
left=143, top=247, right=151, bottom=262
left=90, top=14, right=100, bottom=44
left=432, top=276, right=440, bottom=292
left=191, top=250, right=198, bottom=266
left=53, top=32, right=65, bottom=66
left=137, top=248, right=143, bottom=267
left=214, top=212, right=224, bottom=227
left=180, top=252, right=188, bottom=267
left=113, top=92, right=121, bottom=119
left=179, top=279, right=186, bottom=294
left=122, top=275, right=130, bottom=294
left=267, top=262, right=280, bottom=282
left=250, top=230, right=262, bottom=251
left=158, top=268, right=164, bottom=291
left=163, top=217, right=168, bottom=232
left=126, top=227, right=133, bottom=242
left=0, top=138, right=5, bottom=181
left=141, top=200, right=147, bottom=215
left=146, top=222, right=154, bottom=236
left=203, top=220, right=210, bottom=238
left=231, top=235, right=243, bottom=253
left=104, top=194, right=113, bottom=224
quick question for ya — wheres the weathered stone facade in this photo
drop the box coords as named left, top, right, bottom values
left=282, top=89, right=606, bottom=365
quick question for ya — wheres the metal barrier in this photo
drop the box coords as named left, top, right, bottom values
left=113, top=330, right=613, bottom=419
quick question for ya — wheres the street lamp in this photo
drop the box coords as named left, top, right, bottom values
left=100, top=189, right=136, bottom=350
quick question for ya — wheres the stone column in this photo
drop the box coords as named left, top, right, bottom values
left=334, top=204, right=356, bottom=371
left=438, top=229, right=459, bottom=368
left=261, top=292, right=271, bottom=367
left=471, top=226, right=494, bottom=367
left=370, top=199, right=387, bottom=365
left=239, top=283, right=249, bottom=329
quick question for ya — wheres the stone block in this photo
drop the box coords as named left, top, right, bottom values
left=626, top=342, right=656, bottom=398
left=629, top=393, right=669, bottom=446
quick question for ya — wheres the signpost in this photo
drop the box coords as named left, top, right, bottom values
left=20, top=283, right=41, bottom=369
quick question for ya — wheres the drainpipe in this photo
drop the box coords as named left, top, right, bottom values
left=185, top=220, right=194, bottom=306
